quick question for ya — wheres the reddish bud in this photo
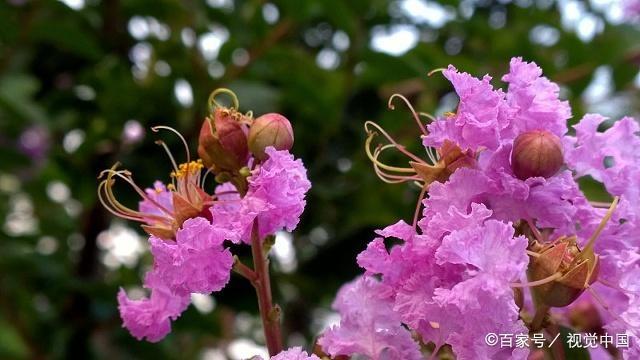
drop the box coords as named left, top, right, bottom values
left=198, top=108, right=249, bottom=172
left=511, top=130, right=563, bottom=180
left=528, top=236, right=599, bottom=308
left=248, top=113, right=294, bottom=160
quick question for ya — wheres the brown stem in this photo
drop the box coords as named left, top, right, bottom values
left=250, top=219, right=283, bottom=355
left=232, top=255, right=258, bottom=283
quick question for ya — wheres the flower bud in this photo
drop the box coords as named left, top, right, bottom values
left=528, top=236, right=599, bottom=308
left=511, top=130, right=563, bottom=180
left=248, top=113, right=294, bottom=160
left=198, top=108, right=249, bottom=172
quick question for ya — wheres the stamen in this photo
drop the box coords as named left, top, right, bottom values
left=412, top=185, right=428, bottom=229
left=152, top=126, right=191, bottom=163
left=425, top=146, right=438, bottom=165
left=100, top=167, right=174, bottom=217
left=208, top=88, right=239, bottom=112
left=152, top=125, right=194, bottom=201
left=201, top=167, right=214, bottom=189
left=427, top=68, right=446, bottom=76
left=364, top=121, right=424, bottom=163
left=589, top=200, right=614, bottom=208
left=510, top=272, right=562, bottom=288
left=526, top=250, right=541, bottom=258
left=97, top=182, right=144, bottom=221
left=582, top=196, right=619, bottom=256
left=155, top=140, right=179, bottom=172
left=388, top=93, right=428, bottom=136
left=365, top=134, right=417, bottom=174
left=418, top=112, right=436, bottom=123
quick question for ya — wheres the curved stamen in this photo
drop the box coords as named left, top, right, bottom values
left=372, top=145, right=424, bottom=181
left=388, top=93, right=428, bottom=136
left=98, top=181, right=170, bottom=223
left=365, top=134, right=417, bottom=174
left=152, top=125, right=194, bottom=201
left=100, top=168, right=174, bottom=217
left=412, top=185, right=428, bottom=229
left=373, top=164, right=420, bottom=184
left=421, top=145, right=437, bottom=166
left=583, top=196, right=619, bottom=256
left=365, top=121, right=425, bottom=163
left=97, top=181, right=144, bottom=221
left=152, top=126, right=191, bottom=164
left=510, top=272, right=562, bottom=288
left=418, top=112, right=437, bottom=123
left=155, top=140, right=179, bottom=172
left=208, top=88, right=239, bottom=111
left=589, top=200, right=614, bottom=208
left=427, top=68, right=446, bottom=77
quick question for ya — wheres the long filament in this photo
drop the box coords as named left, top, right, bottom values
left=208, top=88, right=239, bottom=111
left=510, top=272, right=562, bottom=288
left=388, top=93, right=428, bottom=136
left=583, top=196, right=619, bottom=255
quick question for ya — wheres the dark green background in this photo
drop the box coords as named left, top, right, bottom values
left=0, top=0, right=638, bottom=359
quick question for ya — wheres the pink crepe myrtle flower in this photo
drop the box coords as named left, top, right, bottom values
left=117, top=272, right=190, bottom=342
left=354, top=214, right=528, bottom=359
left=98, top=133, right=212, bottom=240
left=560, top=114, right=640, bottom=357
left=114, top=146, right=309, bottom=342
left=117, top=217, right=234, bottom=342
left=352, top=57, right=640, bottom=358
left=424, top=57, right=570, bottom=153
left=210, top=146, right=311, bottom=243
left=319, top=276, right=422, bottom=360
left=101, top=89, right=312, bottom=348
left=149, top=217, right=234, bottom=295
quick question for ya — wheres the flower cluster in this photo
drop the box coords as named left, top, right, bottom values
left=320, top=57, right=640, bottom=359
left=100, top=89, right=311, bottom=343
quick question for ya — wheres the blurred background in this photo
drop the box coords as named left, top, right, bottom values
left=0, top=0, right=638, bottom=359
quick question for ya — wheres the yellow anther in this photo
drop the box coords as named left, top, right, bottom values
left=172, top=161, right=204, bottom=178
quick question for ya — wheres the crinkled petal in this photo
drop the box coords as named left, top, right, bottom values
left=564, top=115, right=640, bottom=201
left=436, top=219, right=528, bottom=280
left=319, top=276, right=422, bottom=360
left=501, top=57, right=570, bottom=139
left=117, top=274, right=190, bottom=342
left=424, top=66, right=508, bottom=151
left=150, top=217, right=233, bottom=295
left=247, top=147, right=311, bottom=238
left=270, top=347, right=321, bottom=360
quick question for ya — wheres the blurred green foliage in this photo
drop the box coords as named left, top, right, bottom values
left=0, top=0, right=638, bottom=359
